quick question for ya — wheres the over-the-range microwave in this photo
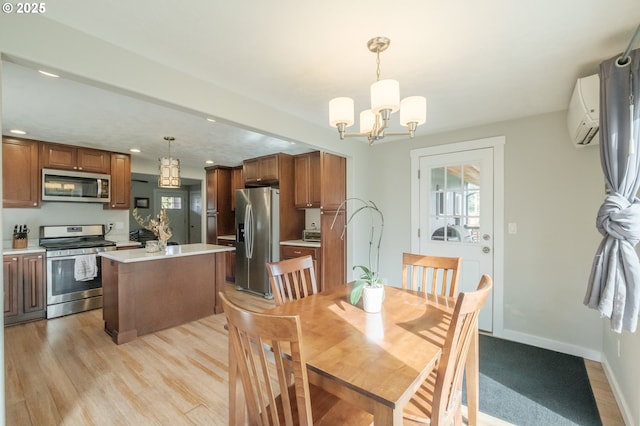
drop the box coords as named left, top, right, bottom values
left=42, top=168, right=110, bottom=203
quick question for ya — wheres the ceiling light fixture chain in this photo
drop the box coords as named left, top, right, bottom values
left=329, top=36, right=426, bottom=146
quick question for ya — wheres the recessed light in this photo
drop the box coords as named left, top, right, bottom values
left=205, top=160, right=214, bottom=164
left=9, top=129, right=27, bottom=135
left=129, top=148, right=141, bottom=153
left=38, top=70, right=59, bottom=78
left=206, top=118, right=216, bottom=123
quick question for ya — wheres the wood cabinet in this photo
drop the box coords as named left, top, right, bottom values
left=241, top=153, right=303, bottom=242
left=205, top=166, right=234, bottom=243
left=231, top=166, right=244, bottom=211
left=4, top=253, right=46, bottom=326
left=2, top=137, right=40, bottom=208
left=320, top=210, right=346, bottom=290
left=41, top=142, right=111, bottom=174
left=320, top=152, right=347, bottom=211
left=294, top=151, right=321, bottom=208
left=105, top=153, right=131, bottom=210
left=217, top=238, right=236, bottom=283
left=243, top=154, right=281, bottom=186
left=281, top=244, right=321, bottom=288
left=294, top=151, right=346, bottom=211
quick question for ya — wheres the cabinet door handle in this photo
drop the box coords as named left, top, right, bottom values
left=293, top=250, right=302, bottom=254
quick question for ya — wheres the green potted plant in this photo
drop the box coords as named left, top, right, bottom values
left=331, top=198, right=385, bottom=312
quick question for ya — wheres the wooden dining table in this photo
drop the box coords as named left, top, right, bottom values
left=229, top=284, right=480, bottom=425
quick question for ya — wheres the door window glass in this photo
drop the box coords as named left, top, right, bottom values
left=429, top=162, right=481, bottom=243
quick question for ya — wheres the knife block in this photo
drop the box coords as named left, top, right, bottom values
left=12, top=233, right=28, bottom=249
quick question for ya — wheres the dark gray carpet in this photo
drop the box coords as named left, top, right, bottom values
left=462, top=335, right=601, bottom=426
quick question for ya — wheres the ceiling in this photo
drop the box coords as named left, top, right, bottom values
left=2, top=1, right=640, bottom=171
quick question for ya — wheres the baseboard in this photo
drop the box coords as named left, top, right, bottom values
left=601, top=354, right=635, bottom=426
left=496, top=329, right=602, bottom=361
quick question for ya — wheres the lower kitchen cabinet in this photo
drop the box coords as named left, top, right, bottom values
left=280, top=244, right=321, bottom=289
left=4, top=252, right=46, bottom=326
left=217, top=238, right=236, bottom=283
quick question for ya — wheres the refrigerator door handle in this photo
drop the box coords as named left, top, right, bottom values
left=245, top=203, right=253, bottom=259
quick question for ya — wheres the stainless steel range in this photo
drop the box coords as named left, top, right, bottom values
left=39, top=224, right=116, bottom=318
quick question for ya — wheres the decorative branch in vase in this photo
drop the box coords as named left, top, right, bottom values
left=331, top=198, right=385, bottom=311
left=132, top=207, right=172, bottom=250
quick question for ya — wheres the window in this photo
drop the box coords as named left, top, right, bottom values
left=161, top=196, right=182, bottom=210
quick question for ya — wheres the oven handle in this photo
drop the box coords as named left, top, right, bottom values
left=47, top=253, right=99, bottom=262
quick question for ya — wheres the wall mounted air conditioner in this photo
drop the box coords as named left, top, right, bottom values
left=567, top=73, right=600, bottom=147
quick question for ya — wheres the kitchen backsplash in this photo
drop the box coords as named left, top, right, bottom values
left=2, top=202, right=129, bottom=248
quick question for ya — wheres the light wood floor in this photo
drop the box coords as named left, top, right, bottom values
left=5, top=284, right=624, bottom=425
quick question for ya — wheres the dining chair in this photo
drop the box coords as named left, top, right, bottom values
left=403, top=274, right=493, bottom=426
left=402, top=252, right=462, bottom=297
left=266, top=255, right=319, bottom=306
left=219, top=292, right=373, bottom=426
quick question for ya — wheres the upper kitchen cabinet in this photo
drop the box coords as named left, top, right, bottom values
left=105, top=153, right=131, bottom=210
left=294, top=151, right=346, bottom=211
left=230, top=166, right=244, bottom=211
left=40, top=142, right=111, bottom=174
left=2, top=137, right=40, bottom=208
left=320, top=152, right=346, bottom=211
left=205, top=166, right=234, bottom=243
left=294, top=151, right=321, bottom=208
left=243, top=153, right=284, bottom=186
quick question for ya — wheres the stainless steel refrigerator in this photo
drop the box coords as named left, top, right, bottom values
left=235, top=187, right=279, bottom=297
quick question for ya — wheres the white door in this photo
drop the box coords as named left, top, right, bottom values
left=155, top=189, right=188, bottom=244
left=417, top=147, right=494, bottom=331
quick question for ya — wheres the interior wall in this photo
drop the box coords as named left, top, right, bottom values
left=603, top=319, right=640, bottom=425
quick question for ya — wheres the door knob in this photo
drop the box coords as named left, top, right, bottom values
left=483, top=234, right=491, bottom=241
left=482, top=246, right=491, bottom=253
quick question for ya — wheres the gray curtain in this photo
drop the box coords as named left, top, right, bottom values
left=585, top=49, right=640, bottom=333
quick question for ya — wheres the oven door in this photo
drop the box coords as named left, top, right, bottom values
left=46, top=253, right=103, bottom=305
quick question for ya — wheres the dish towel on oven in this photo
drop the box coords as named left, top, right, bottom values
left=74, top=254, right=97, bottom=281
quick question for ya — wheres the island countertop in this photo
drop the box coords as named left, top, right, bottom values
left=99, top=243, right=234, bottom=264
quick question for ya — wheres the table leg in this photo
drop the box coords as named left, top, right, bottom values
left=372, top=403, right=403, bottom=425
left=466, top=326, right=479, bottom=426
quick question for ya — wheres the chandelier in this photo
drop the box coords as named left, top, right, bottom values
left=329, top=37, right=426, bottom=145
left=158, top=136, right=181, bottom=188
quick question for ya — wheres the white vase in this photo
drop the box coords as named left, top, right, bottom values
left=362, top=285, right=384, bottom=313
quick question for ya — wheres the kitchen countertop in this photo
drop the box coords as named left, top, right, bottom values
left=99, top=243, right=234, bottom=264
left=2, top=246, right=46, bottom=255
left=217, top=235, right=235, bottom=241
left=280, top=239, right=321, bottom=248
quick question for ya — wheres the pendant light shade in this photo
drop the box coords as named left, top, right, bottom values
left=400, top=96, right=427, bottom=126
left=370, top=79, right=400, bottom=113
left=158, top=136, right=181, bottom=188
left=329, top=97, right=355, bottom=127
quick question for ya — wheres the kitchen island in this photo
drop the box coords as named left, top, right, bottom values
left=100, top=243, right=234, bottom=344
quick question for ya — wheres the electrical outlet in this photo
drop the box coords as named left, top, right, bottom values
left=106, top=222, right=114, bottom=232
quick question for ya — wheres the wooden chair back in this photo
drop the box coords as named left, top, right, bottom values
left=402, top=252, right=462, bottom=297
left=220, top=292, right=314, bottom=426
left=266, top=255, right=318, bottom=306
left=432, top=274, right=492, bottom=425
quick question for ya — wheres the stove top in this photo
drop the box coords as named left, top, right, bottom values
left=39, top=238, right=116, bottom=250
left=39, top=224, right=116, bottom=254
